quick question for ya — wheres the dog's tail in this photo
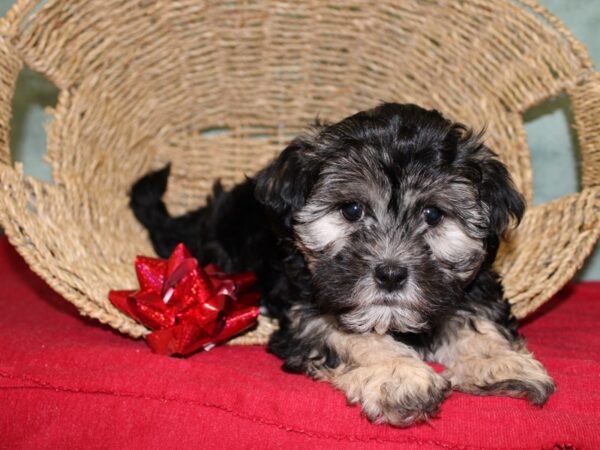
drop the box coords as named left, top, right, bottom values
left=129, top=164, right=203, bottom=258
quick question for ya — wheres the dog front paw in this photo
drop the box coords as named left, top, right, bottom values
left=444, top=354, right=555, bottom=406
left=334, top=363, right=451, bottom=426
left=478, top=378, right=555, bottom=406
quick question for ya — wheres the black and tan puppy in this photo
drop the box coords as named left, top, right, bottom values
left=130, top=103, right=554, bottom=426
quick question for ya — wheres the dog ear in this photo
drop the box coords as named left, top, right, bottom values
left=479, top=155, right=525, bottom=238
left=475, top=147, right=525, bottom=264
left=455, top=130, right=525, bottom=263
left=254, top=137, right=319, bottom=232
left=454, top=129, right=525, bottom=238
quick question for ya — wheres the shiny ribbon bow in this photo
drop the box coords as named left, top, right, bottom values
left=109, top=244, right=261, bottom=356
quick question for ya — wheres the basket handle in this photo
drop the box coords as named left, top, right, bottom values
left=519, top=0, right=599, bottom=190
left=0, top=40, right=22, bottom=168
left=568, top=72, right=600, bottom=190
left=0, top=0, right=47, bottom=167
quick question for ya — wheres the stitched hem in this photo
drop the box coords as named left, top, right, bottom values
left=0, top=370, right=581, bottom=450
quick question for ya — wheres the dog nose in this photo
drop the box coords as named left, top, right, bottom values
left=374, top=263, right=408, bottom=291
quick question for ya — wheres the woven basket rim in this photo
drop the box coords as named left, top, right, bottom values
left=0, top=0, right=598, bottom=346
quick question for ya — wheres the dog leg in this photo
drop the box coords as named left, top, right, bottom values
left=432, top=316, right=555, bottom=405
left=294, top=316, right=451, bottom=426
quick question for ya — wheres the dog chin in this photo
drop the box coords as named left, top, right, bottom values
left=338, top=304, right=429, bottom=335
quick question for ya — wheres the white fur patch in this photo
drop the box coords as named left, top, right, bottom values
left=294, top=212, right=349, bottom=254
left=426, top=220, right=483, bottom=263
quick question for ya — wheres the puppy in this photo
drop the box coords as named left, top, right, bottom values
left=130, top=103, right=554, bottom=426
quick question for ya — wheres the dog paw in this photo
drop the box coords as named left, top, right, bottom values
left=335, top=363, right=451, bottom=426
left=477, top=377, right=555, bottom=406
left=444, top=354, right=555, bottom=406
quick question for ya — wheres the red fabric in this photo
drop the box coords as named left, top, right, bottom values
left=0, top=237, right=599, bottom=449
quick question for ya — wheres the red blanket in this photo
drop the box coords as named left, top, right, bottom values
left=1, top=237, right=598, bottom=449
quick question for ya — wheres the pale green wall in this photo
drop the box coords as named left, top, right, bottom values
left=0, top=0, right=598, bottom=279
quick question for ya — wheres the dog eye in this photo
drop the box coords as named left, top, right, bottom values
left=423, top=206, right=444, bottom=226
left=340, top=202, right=364, bottom=222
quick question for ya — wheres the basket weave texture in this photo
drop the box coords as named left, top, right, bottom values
left=0, top=0, right=598, bottom=344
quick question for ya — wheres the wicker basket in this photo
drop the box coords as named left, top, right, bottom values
left=0, top=0, right=598, bottom=345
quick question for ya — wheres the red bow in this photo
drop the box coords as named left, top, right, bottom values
left=109, top=244, right=261, bottom=356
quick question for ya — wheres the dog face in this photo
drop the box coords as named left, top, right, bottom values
left=255, top=103, right=524, bottom=334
